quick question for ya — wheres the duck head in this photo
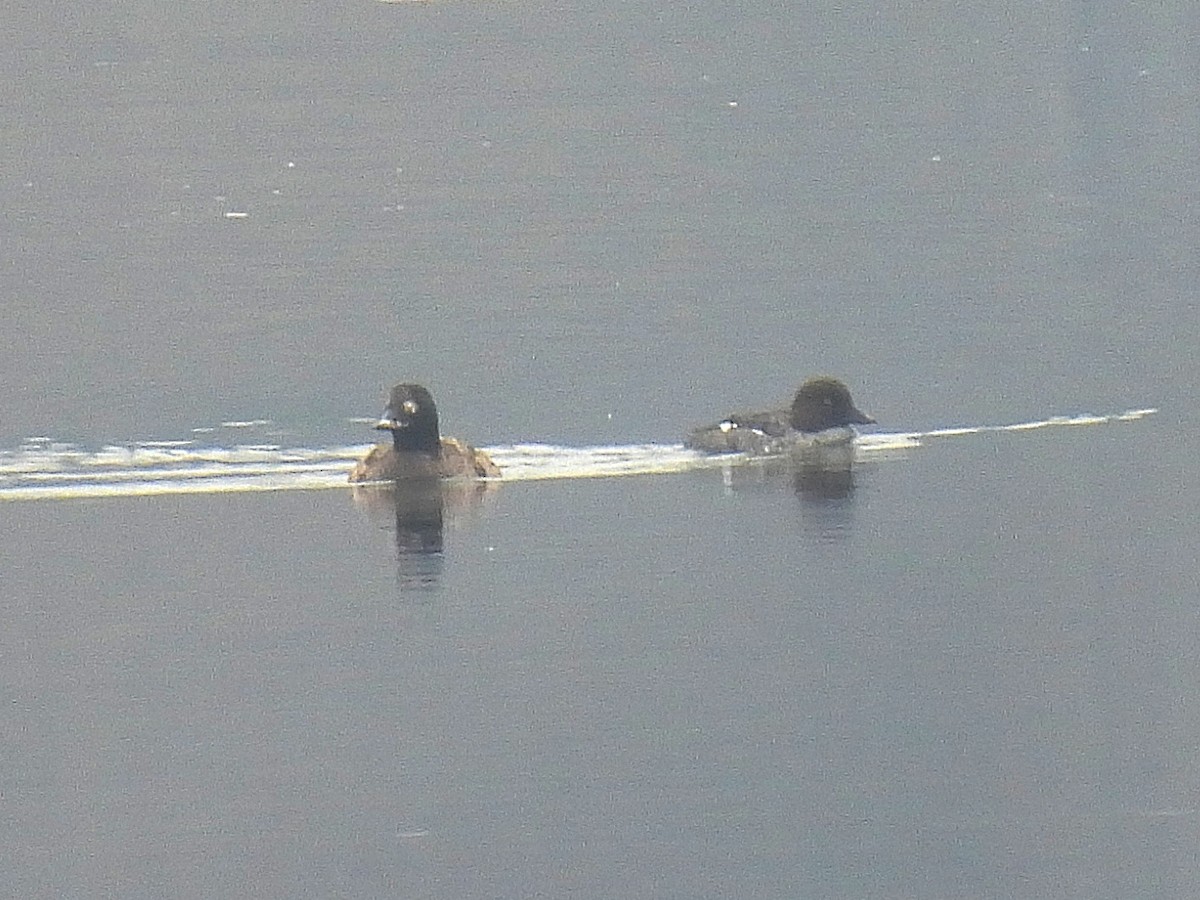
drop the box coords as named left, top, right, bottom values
left=376, top=383, right=442, bottom=454
left=789, top=377, right=875, bottom=433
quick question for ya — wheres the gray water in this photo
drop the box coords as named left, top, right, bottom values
left=3, top=0, right=1198, bottom=897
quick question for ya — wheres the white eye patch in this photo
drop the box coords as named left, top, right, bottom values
left=719, top=420, right=736, bottom=432
left=402, top=400, right=419, bottom=414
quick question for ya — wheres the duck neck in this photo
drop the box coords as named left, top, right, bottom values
left=390, top=423, right=441, bottom=455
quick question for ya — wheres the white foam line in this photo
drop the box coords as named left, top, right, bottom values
left=0, top=473, right=351, bottom=502
left=6, top=445, right=369, bottom=469
left=484, top=443, right=729, bottom=482
left=16, top=462, right=348, bottom=484
left=0, top=407, right=1157, bottom=501
left=889, top=407, right=1158, bottom=445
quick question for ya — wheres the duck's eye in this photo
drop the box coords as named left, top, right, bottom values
left=719, top=420, right=736, bottom=433
left=401, top=400, right=419, bottom=414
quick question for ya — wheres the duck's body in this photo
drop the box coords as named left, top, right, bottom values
left=686, top=376, right=874, bottom=455
left=349, top=384, right=500, bottom=482
left=350, top=438, right=500, bottom=482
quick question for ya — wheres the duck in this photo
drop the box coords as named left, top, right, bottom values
left=349, top=383, right=500, bottom=482
left=685, top=376, right=874, bottom=455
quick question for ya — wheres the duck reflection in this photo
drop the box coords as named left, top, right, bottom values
left=715, top=452, right=860, bottom=544
left=788, top=443, right=857, bottom=501
left=719, top=444, right=861, bottom=503
left=351, top=478, right=497, bottom=588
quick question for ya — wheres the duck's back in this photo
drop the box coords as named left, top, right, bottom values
left=684, top=408, right=791, bottom=454
left=438, top=438, right=501, bottom=478
left=349, top=439, right=499, bottom=482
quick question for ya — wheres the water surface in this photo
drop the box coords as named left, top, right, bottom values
left=2, top=0, right=1197, bottom=896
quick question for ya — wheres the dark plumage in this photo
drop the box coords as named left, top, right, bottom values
left=685, top=376, right=874, bottom=454
left=349, top=383, right=500, bottom=482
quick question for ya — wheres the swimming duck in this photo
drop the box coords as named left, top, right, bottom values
left=685, top=376, right=874, bottom=454
left=349, top=383, right=500, bottom=482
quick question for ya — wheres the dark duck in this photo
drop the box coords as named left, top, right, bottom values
left=349, top=383, right=500, bottom=482
left=685, top=376, right=874, bottom=455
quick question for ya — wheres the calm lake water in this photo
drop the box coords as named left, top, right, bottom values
left=3, top=0, right=1198, bottom=897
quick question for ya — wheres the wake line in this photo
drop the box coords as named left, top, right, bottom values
left=899, top=407, right=1158, bottom=441
left=0, top=407, right=1157, bottom=502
